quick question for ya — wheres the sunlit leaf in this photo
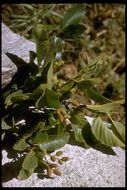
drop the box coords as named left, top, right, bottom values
left=91, top=117, right=125, bottom=149
left=33, top=26, right=49, bottom=65
left=49, top=114, right=58, bottom=126
left=2, top=119, right=11, bottom=130
left=86, top=100, right=124, bottom=113
left=5, top=90, right=23, bottom=108
left=46, top=88, right=61, bottom=109
left=60, top=80, right=75, bottom=93
left=40, top=61, right=53, bottom=83
left=13, top=138, right=28, bottom=151
left=73, top=124, right=86, bottom=144
left=108, top=115, right=125, bottom=143
left=53, top=36, right=63, bottom=52
left=18, top=168, right=34, bottom=180
left=33, top=25, right=56, bottom=65
left=22, top=150, right=38, bottom=170
left=4, top=89, right=32, bottom=108
left=11, top=93, right=32, bottom=103
left=38, top=132, right=70, bottom=152
left=35, top=150, right=45, bottom=161
left=86, top=88, right=111, bottom=103
left=75, top=56, right=104, bottom=81
left=35, top=91, right=47, bottom=108
left=61, top=4, right=85, bottom=29
left=32, top=84, right=48, bottom=100
left=31, top=131, right=48, bottom=144
left=57, top=122, right=66, bottom=134
left=47, top=61, right=53, bottom=90
left=2, top=132, right=5, bottom=141
left=45, top=41, right=56, bottom=64
left=70, top=111, right=86, bottom=126
left=36, top=88, right=60, bottom=109
left=77, top=80, right=93, bottom=91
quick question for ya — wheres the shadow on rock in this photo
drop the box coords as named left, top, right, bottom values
left=68, top=131, right=117, bottom=156
left=2, top=156, right=25, bottom=183
left=37, top=173, right=53, bottom=180
left=34, top=164, right=53, bottom=180
left=92, top=143, right=117, bottom=156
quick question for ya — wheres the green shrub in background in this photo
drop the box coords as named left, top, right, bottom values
left=2, top=4, right=125, bottom=180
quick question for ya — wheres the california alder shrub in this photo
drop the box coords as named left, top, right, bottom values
left=2, top=4, right=125, bottom=180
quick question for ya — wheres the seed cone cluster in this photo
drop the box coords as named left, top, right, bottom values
left=46, top=151, right=69, bottom=177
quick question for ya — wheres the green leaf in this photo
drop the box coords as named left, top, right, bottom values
left=18, top=168, right=34, bottom=180
left=35, top=150, right=45, bottom=161
left=61, top=24, right=86, bottom=39
left=33, top=25, right=56, bottom=66
left=91, top=117, right=125, bottom=149
left=5, top=90, right=23, bottom=108
left=60, top=80, right=75, bottom=93
left=74, top=56, right=103, bottom=81
left=36, top=88, right=60, bottom=109
left=40, top=61, right=53, bottom=83
left=37, top=40, right=49, bottom=65
left=35, top=91, right=47, bottom=108
left=2, top=132, right=5, bottom=141
left=86, top=100, right=124, bottom=113
left=49, top=114, right=58, bottom=126
left=47, top=61, right=53, bottom=90
left=22, top=150, right=38, bottom=170
left=23, top=122, right=45, bottom=139
left=4, top=90, right=32, bottom=108
left=61, top=4, right=85, bottom=29
left=108, top=115, right=125, bottom=143
left=32, top=131, right=48, bottom=144
left=40, top=24, right=59, bottom=33
left=11, top=93, right=32, bottom=103
left=53, top=36, right=63, bottom=52
left=2, top=119, right=11, bottom=130
left=33, top=26, right=49, bottom=65
left=86, top=88, right=111, bottom=103
left=46, top=88, right=60, bottom=108
left=77, top=80, right=93, bottom=91
left=13, top=138, right=28, bottom=151
left=57, top=122, right=66, bottom=134
left=38, top=132, right=70, bottom=152
left=32, top=84, right=48, bottom=100
left=70, top=111, right=86, bottom=126
left=44, top=41, right=56, bottom=65
left=82, top=122, right=98, bottom=146
left=35, top=150, right=46, bottom=164
left=33, top=24, right=49, bottom=41
left=73, top=124, right=86, bottom=144
left=112, top=121, right=125, bottom=143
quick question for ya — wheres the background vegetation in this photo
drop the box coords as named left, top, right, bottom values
left=2, top=4, right=125, bottom=124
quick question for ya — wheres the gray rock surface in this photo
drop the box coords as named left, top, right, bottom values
left=2, top=23, right=125, bottom=187
left=2, top=23, right=35, bottom=86
left=2, top=145, right=125, bottom=187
